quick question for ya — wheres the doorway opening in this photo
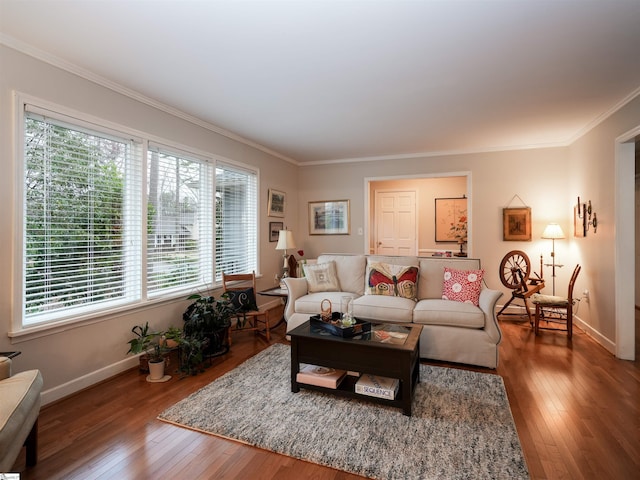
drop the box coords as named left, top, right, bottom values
left=365, top=172, right=470, bottom=256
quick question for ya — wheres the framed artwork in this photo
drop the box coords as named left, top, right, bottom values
left=503, top=207, right=531, bottom=241
left=435, top=197, right=467, bottom=242
left=268, top=189, right=286, bottom=217
left=269, top=221, right=283, bottom=242
left=309, top=200, right=350, bottom=235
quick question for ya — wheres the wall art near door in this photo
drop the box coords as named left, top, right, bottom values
left=502, top=207, right=531, bottom=241
left=435, top=197, right=467, bottom=242
left=309, top=200, right=350, bottom=235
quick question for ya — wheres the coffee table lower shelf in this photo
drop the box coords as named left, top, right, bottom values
left=293, top=374, right=411, bottom=412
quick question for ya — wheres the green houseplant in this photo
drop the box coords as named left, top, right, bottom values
left=182, top=293, right=234, bottom=361
left=127, top=322, right=170, bottom=380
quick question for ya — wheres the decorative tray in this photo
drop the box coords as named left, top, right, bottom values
left=310, top=314, right=372, bottom=338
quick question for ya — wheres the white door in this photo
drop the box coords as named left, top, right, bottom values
left=374, top=190, right=417, bottom=255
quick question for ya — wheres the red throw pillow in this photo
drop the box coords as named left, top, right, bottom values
left=441, top=267, right=484, bottom=306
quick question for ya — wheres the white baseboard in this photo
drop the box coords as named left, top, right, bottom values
left=496, top=303, right=616, bottom=355
left=573, top=316, right=615, bottom=354
left=41, top=355, right=140, bottom=406
left=41, top=299, right=285, bottom=406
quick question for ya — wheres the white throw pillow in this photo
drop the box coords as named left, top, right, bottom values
left=305, top=261, right=341, bottom=293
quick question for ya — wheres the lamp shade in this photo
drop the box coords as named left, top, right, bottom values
left=542, top=223, right=565, bottom=239
left=275, top=230, right=296, bottom=250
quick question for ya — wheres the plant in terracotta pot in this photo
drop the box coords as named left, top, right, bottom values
left=162, top=326, right=182, bottom=349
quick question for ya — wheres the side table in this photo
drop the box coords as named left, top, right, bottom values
left=0, top=351, right=21, bottom=359
left=258, top=287, right=288, bottom=329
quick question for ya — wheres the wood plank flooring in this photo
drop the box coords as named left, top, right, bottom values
left=9, top=312, right=640, bottom=479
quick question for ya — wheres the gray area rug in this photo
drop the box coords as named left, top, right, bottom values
left=158, top=343, right=529, bottom=479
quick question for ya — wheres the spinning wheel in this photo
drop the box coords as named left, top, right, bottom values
left=499, top=250, right=531, bottom=291
left=497, top=250, right=545, bottom=323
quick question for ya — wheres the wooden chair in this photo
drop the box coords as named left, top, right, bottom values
left=222, top=271, right=270, bottom=345
left=531, top=264, right=581, bottom=338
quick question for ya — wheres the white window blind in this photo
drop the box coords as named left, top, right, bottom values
left=23, top=112, right=142, bottom=325
left=147, top=146, right=213, bottom=294
left=215, top=163, right=258, bottom=280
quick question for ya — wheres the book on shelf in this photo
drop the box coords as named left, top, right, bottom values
left=355, top=374, right=400, bottom=400
left=296, top=364, right=347, bottom=389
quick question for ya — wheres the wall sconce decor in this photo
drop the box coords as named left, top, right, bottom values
left=574, top=196, right=598, bottom=237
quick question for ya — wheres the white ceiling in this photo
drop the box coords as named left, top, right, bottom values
left=2, top=0, right=640, bottom=164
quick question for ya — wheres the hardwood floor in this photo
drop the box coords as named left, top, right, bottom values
left=10, top=313, right=640, bottom=479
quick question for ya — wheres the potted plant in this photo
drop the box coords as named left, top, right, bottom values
left=127, top=322, right=170, bottom=382
left=182, top=293, right=234, bottom=359
left=162, top=326, right=182, bottom=349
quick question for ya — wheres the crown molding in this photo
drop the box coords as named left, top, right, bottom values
left=0, top=34, right=300, bottom=166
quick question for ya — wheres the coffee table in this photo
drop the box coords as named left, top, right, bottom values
left=289, top=320, right=422, bottom=416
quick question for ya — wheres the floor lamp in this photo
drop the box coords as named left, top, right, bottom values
left=275, top=229, right=296, bottom=280
left=542, top=223, right=565, bottom=295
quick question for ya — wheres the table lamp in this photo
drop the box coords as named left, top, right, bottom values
left=275, top=229, right=296, bottom=279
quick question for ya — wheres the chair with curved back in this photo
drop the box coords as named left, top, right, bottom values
left=531, top=264, right=581, bottom=338
left=222, top=271, right=270, bottom=345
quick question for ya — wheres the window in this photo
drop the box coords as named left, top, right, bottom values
left=215, top=163, right=258, bottom=281
left=23, top=110, right=142, bottom=325
left=19, top=101, right=258, bottom=329
left=147, top=146, right=214, bottom=295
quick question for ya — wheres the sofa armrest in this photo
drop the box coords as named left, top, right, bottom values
left=282, top=277, right=309, bottom=323
left=479, top=288, right=504, bottom=343
left=0, top=357, right=11, bottom=380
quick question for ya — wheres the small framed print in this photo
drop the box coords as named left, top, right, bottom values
left=268, top=189, right=286, bottom=217
left=503, top=207, right=531, bottom=241
left=309, top=200, right=350, bottom=235
left=269, top=221, right=283, bottom=242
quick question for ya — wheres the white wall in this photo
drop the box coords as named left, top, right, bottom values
left=0, top=45, right=299, bottom=403
left=297, top=97, right=640, bottom=357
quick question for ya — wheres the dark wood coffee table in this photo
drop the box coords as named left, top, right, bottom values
left=289, top=321, right=422, bottom=416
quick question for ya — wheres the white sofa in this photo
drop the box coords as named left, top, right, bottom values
left=283, top=254, right=503, bottom=369
left=0, top=356, right=43, bottom=471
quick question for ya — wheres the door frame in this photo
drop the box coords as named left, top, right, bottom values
left=615, top=125, right=639, bottom=360
left=364, top=172, right=472, bottom=256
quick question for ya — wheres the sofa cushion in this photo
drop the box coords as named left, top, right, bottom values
left=353, top=294, right=415, bottom=323
left=365, top=262, right=419, bottom=300
left=304, top=261, right=341, bottom=293
left=226, top=287, right=258, bottom=312
left=317, top=254, right=366, bottom=295
left=442, top=267, right=484, bottom=306
left=295, top=292, right=359, bottom=315
left=413, top=299, right=485, bottom=328
left=418, top=258, right=481, bottom=299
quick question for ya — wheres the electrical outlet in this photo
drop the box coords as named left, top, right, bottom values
left=583, top=290, right=590, bottom=301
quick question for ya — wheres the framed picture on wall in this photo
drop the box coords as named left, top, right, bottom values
left=268, top=189, right=286, bottom=217
left=269, top=221, right=283, bottom=242
left=435, top=197, right=467, bottom=242
left=503, top=207, right=531, bottom=241
left=309, top=200, right=350, bottom=235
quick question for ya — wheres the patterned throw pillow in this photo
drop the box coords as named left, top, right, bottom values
left=227, top=287, right=258, bottom=312
left=441, top=267, right=484, bottom=306
left=305, top=261, right=341, bottom=293
left=366, top=262, right=419, bottom=300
